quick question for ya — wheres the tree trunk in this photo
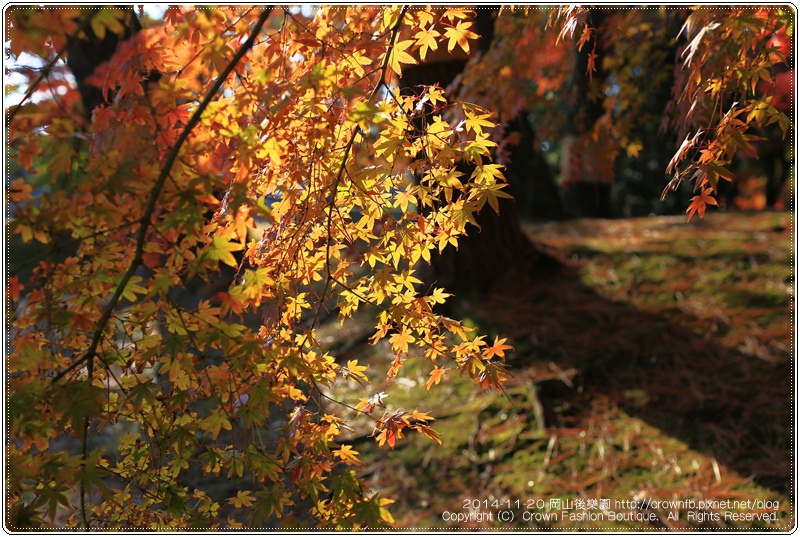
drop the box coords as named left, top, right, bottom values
left=560, top=9, right=613, bottom=219
left=503, top=114, right=563, bottom=222
left=68, top=8, right=141, bottom=119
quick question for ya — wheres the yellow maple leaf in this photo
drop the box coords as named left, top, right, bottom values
left=340, top=359, right=368, bottom=385
left=414, top=27, right=440, bottom=62
left=427, top=86, right=447, bottom=107
left=626, top=141, right=643, bottom=158
left=464, top=109, right=496, bottom=134
left=386, top=39, right=417, bottom=77
left=333, top=444, right=361, bottom=465
left=427, top=287, right=451, bottom=305
left=444, top=20, right=479, bottom=55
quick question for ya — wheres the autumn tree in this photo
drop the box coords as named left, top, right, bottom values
left=7, top=6, right=513, bottom=529
left=451, top=6, right=792, bottom=221
left=5, top=5, right=792, bottom=529
left=397, top=5, right=792, bottom=294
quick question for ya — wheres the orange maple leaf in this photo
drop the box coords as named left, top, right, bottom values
left=576, top=26, right=593, bottom=52
left=425, top=366, right=446, bottom=390
left=388, top=329, right=415, bottom=355
left=7, top=276, right=21, bottom=302
left=484, top=337, right=512, bottom=360
left=686, top=187, right=718, bottom=221
left=586, top=49, right=598, bottom=80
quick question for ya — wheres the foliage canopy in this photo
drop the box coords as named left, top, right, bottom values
left=5, top=5, right=792, bottom=529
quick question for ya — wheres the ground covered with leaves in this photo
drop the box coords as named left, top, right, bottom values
left=320, top=211, right=793, bottom=530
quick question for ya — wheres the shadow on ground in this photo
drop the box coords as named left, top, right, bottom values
left=324, top=213, right=792, bottom=529
left=487, top=258, right=791, bottom=494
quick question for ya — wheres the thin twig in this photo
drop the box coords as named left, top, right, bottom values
left=6, top=7, right=105, bottom=124
left=298, top=6, right=409, bottom=352
left=7, top=42, right=70, bottom=125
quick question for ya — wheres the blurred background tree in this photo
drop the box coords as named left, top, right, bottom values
left=398, top=6, right=792, bottom=297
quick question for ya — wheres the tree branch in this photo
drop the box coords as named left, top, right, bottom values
left=6, top=41, right=70, bottom=125
left=52, top=8, right=273, bottom=384
left=298, top=6, right=409, bottom=351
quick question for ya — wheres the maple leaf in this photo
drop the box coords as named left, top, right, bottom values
left=358, top=392, right=389, bottom=413
left=7, top=276, right=21, bottom=302
left=228, top=490, right=256, bottom=509
left=471, top=164, right=505, bottom=185
left=426, top=287, right=451, bottom=305
left=477, top=361, right=510, bottom=391
left=374, top=410, right=407, bottom=449
left=686, top=187, right=718, bottom=222
left=396, top=270, right=423, bottom=292
left=338, top=359, right=368, bottom=385
left=414, top=27, right=440, bottom=62
left=70, top=312, right=94, bottom=333
left=442, top=8, right=471, bottom=22
left=576, top=25, right=593, bottom=52
left=8, top=178, right=33, bottom=203
left=416, top=424, right=442, bottom=445
left=380, top=6, right=402, bottom=32
left=258, top=137, right=283, bottom=167
left=586, top=49, right=598, bottom=80
left=444, top=21, right=479, bottom=55
left=464, top=109, right=496, bottom=134
left=371, top=322, right=391, bottom=345
left=386, top=39, right=417, bottom=77
left=389, top=329, right=415, bottom=355
left=90, top=9, right=126, bottom=41
left=205, top=411, right=233, bottom=441
left=394, top=188, right=416, bottom=213
left=667, top=131, right=703, bottom=174
left=333, top=445, right=361, bottom=465
left=626, top=141, right=644, bottom=158
left=387, top=355, right=405, bottom=378
left=375, top=427, right=397, bottom=449
left=426, top=85, right=446, bottom=107
left=416, top=9, right=435, bottom=27
left=483, top=337, right=512, bottom=360
left=208, top=235, right=244, bottom=268
left=289, top=406, right=311, bottom=435
left=425, top=366, right=446, bottom=390
left=477, top=183, right=513, bottom=214
left=409, top=409, right=434, bottom=422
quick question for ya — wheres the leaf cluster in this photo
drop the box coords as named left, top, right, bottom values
left=6, top=6, right=510, bottom=529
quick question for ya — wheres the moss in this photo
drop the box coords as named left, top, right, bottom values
left=321, top=212, right=793, bottom=530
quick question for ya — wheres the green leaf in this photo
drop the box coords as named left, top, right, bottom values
left=52, top=381, right=104, bottom=435
left=209, top=235, right=242, bottom=268
left=204, top=411, right=232, bottom=441
left=89, top=9, right=126, bottom=40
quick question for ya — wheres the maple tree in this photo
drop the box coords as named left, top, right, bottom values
left=5, top=5, right=792, bottom=529
left=454, top=7, right=792, bottom=219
